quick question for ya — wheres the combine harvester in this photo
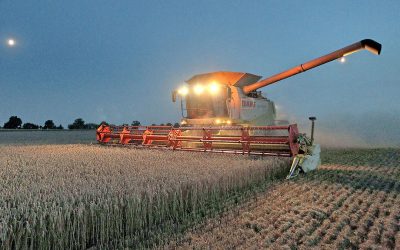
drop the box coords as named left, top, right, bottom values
left=97, top=39, right=381, bottom=178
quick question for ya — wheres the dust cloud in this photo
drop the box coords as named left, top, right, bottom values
left=279, top=111, right=400, bottom=148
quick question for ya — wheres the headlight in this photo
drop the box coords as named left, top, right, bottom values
left=194, top=84, right=204, bottom=95
left=178, top=86, right=189, bottom=96
left=208, top=81, right=219, bottom=94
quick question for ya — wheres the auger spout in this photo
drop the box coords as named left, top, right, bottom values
left=243, top=39, right=382, bottom=94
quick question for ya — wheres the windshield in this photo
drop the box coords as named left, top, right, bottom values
left=184, top=87, right=228, bottom=119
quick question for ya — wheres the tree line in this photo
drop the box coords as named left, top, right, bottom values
left=1, top=116, right=180, bottom=130
left=1, top=116, right=96, bottom=130
left=2, top=116, right=63, bottom=130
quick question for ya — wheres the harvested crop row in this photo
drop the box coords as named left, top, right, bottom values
left=167, top=148, right=400, bottom=249
left=0, top=144, right=289, bottom=249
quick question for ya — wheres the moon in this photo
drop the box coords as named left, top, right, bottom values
left=7, top=39, right=16, bottom=47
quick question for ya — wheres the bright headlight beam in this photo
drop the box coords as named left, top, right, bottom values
left=208, top=82, right=219, bottom=94
left=177, top=86, right=189, bottom=96
left=194, top=84, right=204, bottom=95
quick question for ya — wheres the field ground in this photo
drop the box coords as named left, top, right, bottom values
left=0, top=134, right=399, bottom=249
left=167, top=148, right=400, bottom=249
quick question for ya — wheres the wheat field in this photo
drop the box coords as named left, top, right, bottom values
left=2, top=131, right=398, bottom=249
left=0, top=144, right=289, bottom=249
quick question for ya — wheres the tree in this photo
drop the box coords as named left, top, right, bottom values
left=100, top=121, right=109, bottom=126
left=173, top=122, right=180, bottom=128
left=131, top=120, right=141, bottom=126
left=166, top=122, right=172, bottom=126
left=57, top=124, right=64, bottom=130
left=68, top=118, right=85, bottom=129
left=43, top=120, right=55, bottom=129
left=84, top=123, right=99, bottom=129
left=22, top=123, right=39, bottom=129
left=3, top=116, right=22, bottom=129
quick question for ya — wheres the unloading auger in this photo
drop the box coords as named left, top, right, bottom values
left=97, top=39, right=382, bottom=178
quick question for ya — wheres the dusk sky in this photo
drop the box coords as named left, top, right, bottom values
left=1, top=1, right=399, bottom=145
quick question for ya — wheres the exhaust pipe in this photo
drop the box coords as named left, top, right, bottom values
left=243, top=39, right=382, bottom=94
left=309, top=116, right=316, bottom=145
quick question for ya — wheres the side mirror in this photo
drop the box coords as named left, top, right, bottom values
left=172, top=90, right=177, bottom=103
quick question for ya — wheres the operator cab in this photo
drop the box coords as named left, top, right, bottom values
left=172, top=71, right=265, bottom=125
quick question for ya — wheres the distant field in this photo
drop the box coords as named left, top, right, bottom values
left=0, top=130, right=95, bottom=144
